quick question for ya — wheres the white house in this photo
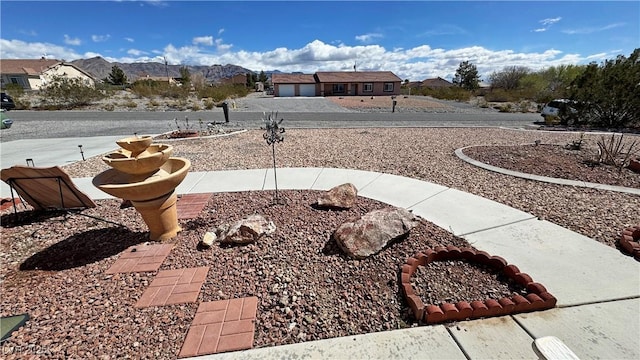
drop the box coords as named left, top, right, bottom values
left=0, top=58, right=95, bottom=90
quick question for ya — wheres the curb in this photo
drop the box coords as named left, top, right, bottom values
left=455, top=146, right=640, bottom=195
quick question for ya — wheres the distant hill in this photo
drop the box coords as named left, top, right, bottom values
left=70, top=57, right=255, bottom=84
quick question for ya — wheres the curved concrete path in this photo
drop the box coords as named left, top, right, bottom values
left=68, top=167, right=639, bottom=360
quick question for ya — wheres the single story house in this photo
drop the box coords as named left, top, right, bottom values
left=220, top=73, right=248, bottom=85
left=135, top=74, right=178, bottom=85
left=420, top=77, right=453, bottom=89
left=0, top=58, right=95, bottom=90
left=272, top=71, right=402, bottom=97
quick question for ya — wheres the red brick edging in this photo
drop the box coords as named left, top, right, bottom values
left=401, top=246, right=557, bottom=324
left=619, top=224, right=640, bottom=261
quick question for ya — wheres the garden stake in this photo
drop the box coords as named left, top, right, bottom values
left=262, top=111, right=285, bottom=204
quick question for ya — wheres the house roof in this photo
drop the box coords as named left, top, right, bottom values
left=0, top=59, right=61, bottom=75
left=315, top=71, right=401, bottom=83
left=421, top=77, right=453, bottom=88
left=271, top=73, right=316, bottom=84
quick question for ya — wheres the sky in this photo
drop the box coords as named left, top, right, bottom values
left=1, top=1, right=638, bottom=82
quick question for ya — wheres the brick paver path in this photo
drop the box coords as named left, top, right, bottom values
left=177, top=193, right=211, bottom=219
left=179, top=297, right=258, bottom=357
left=135, top=266, right=209, bottom=308
left=105, top=243, right=173, bottom=274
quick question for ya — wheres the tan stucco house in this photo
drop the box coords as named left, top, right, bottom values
left=272, top=71, right=402, bottom=97
left=0, top=58, right=95, bottom=90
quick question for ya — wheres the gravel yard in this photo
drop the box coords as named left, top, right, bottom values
left=1, top=111, right=639, bottom=358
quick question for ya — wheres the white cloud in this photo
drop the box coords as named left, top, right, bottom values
left=127, top=49, right=147, bottom=56
left=193, top=36, right=214, bottom=46
left=533, top=17, right=561, bottom=32
left=563, top=22, right=625, bottom=35
left=218, top=28, right=225, bottom=35
left=125, top=37, right=135, bottom=43
left=0, top=39, right=82, bottom=60
left=63, top=34, right=81, bottom=46
left=92, top=34, right=111, bottom=42
left=0, top=37, right=625, bottom=82
left=355, top=33, right=383, bottom=43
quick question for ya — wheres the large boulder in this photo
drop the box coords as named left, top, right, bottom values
left=317, top=183, right=358, bottom=209
left=200, top=214, right=276, bottom=247
left=333, top=207, right=418, bottom=259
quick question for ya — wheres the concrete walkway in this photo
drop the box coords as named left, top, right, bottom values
left=64, top=167, right=640, bottom=359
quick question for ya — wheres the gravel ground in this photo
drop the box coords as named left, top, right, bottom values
left=1, top=106, right=639, bottom=357
left=63, top=127, right=639, bottom=248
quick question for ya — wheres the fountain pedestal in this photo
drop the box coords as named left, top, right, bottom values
left=132, top=191, right=180, bottom=241
left=93, top=136, right=191, bottom=241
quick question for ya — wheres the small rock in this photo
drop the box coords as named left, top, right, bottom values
left=216, top=214, right=276, bottom=244
left=317, top=183, right=358, bottom=209
left=199, top=232, right=216, bottom=248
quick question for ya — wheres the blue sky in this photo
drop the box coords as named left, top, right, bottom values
left=1, top=1, right=638, bottom=81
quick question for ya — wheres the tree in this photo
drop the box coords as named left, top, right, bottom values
left=452, top=61, right=480, bottom=90
left=489, top=66, right=529, bottom=90
left=245, top=73, right=255, bottom=88
left=179, top=66, right=191, bottom=85
left=566, top=48, right=640, bottom=128
left=105, top=65, right=127, bottom=85
left=258, top=70, right=268, bottom=84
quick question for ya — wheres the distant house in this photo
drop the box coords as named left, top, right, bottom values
left=135, top=74, right=178, bottom=85
left=272, top=71, right=402, bottom=97
left=0, top=58, right=95, bottom=90
left=419, top=77, right=453, bottom=89
left=220, top=73, right=247, bottom=85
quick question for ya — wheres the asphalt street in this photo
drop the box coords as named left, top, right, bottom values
left=0, top=109, right=541, bottom=142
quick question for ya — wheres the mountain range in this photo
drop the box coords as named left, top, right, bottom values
left=70, top=56, right=257, bottom=83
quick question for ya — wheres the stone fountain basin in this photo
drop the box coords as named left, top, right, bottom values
left=116, top=135, right=153, bottom=156
left=102, top=144, right=174, bottom=175
left=93, top=157, right=191, bottom=201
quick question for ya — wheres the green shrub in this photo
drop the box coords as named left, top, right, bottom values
left=37, top=75, right=104, bottom=109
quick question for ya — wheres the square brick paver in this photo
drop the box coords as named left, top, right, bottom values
left=179, top=297, right=258, bottom=358
left=177, top=193, right=211, bottom=219
left=135, top=266, right=209, bottom=308
left=105, top=243, right=173, bottom=274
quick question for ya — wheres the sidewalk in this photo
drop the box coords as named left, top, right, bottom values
left=67, top=167, right=639, bottom=359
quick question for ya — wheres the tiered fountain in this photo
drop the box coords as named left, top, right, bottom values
left=93, top=135, right=191, bottom=241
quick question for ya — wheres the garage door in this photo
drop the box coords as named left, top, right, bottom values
left=278, top=85, right=294, bottom=97
left=299, top=84, right=316, bottom=97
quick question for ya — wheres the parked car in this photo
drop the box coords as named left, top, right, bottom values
left=1, top=92, right=16, bottom=110
left=0, top=109, right=13, bottom=129
left=541, top=99, right=577, bottom=125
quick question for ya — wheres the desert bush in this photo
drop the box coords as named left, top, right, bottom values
left=597, top=134, right=640, bottom=171
left=38, top=75, right=104, bottom=109
left=122, top=100, right=138, bottom=109
left=203, top=98, right=216, bottom=110
left=102, top=103, right=115, bottom=111
left=416, top=86, right=473, bottom=101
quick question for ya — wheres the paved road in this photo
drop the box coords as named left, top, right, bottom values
left=0, top=109, right=541, bottom=142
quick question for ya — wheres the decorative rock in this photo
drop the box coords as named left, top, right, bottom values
left=214, top=214, right=276, bottom=245
left=199, top=231, right=217, bottom=248
left=333, top=207, right=418, bottom=259
left=316, top=183, right=358, bottom=209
